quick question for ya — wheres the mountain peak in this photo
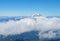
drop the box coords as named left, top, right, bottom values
left=32, top=14, right=42, bottom=17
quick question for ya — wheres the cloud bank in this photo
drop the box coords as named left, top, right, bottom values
left=0, top=16, right=60, bottom=39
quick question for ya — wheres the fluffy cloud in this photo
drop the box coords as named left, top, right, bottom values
left=0, top=18, right=36, bottom=35
left=0, top=16, right=60, bottom=39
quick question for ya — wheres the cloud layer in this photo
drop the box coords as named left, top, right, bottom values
left=0, top=16, right=60, bottom=39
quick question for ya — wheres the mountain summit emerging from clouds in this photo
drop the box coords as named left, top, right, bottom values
left=32, top=14, right=42, bottom=17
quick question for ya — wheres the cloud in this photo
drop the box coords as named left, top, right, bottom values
left=0, top=18, right=36, bottom=35
left=39, top=31, right=56, bottom=39
left=0, top=16, right=60, bottom=39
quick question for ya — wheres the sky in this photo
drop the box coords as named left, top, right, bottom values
left=0, top=0, right=60, bottom=16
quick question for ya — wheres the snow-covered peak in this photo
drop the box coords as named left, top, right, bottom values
left=32, top=14, right=42, bottom=17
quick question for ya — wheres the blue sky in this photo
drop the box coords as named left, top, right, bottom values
left=0, top=0, right=60, bottom=16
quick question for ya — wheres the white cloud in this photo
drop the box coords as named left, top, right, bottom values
left=39, top=31, right=56, bottom=39
left=0, top=18, right=36, bottom=35
left=0, top=16, right=60, bottom=39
